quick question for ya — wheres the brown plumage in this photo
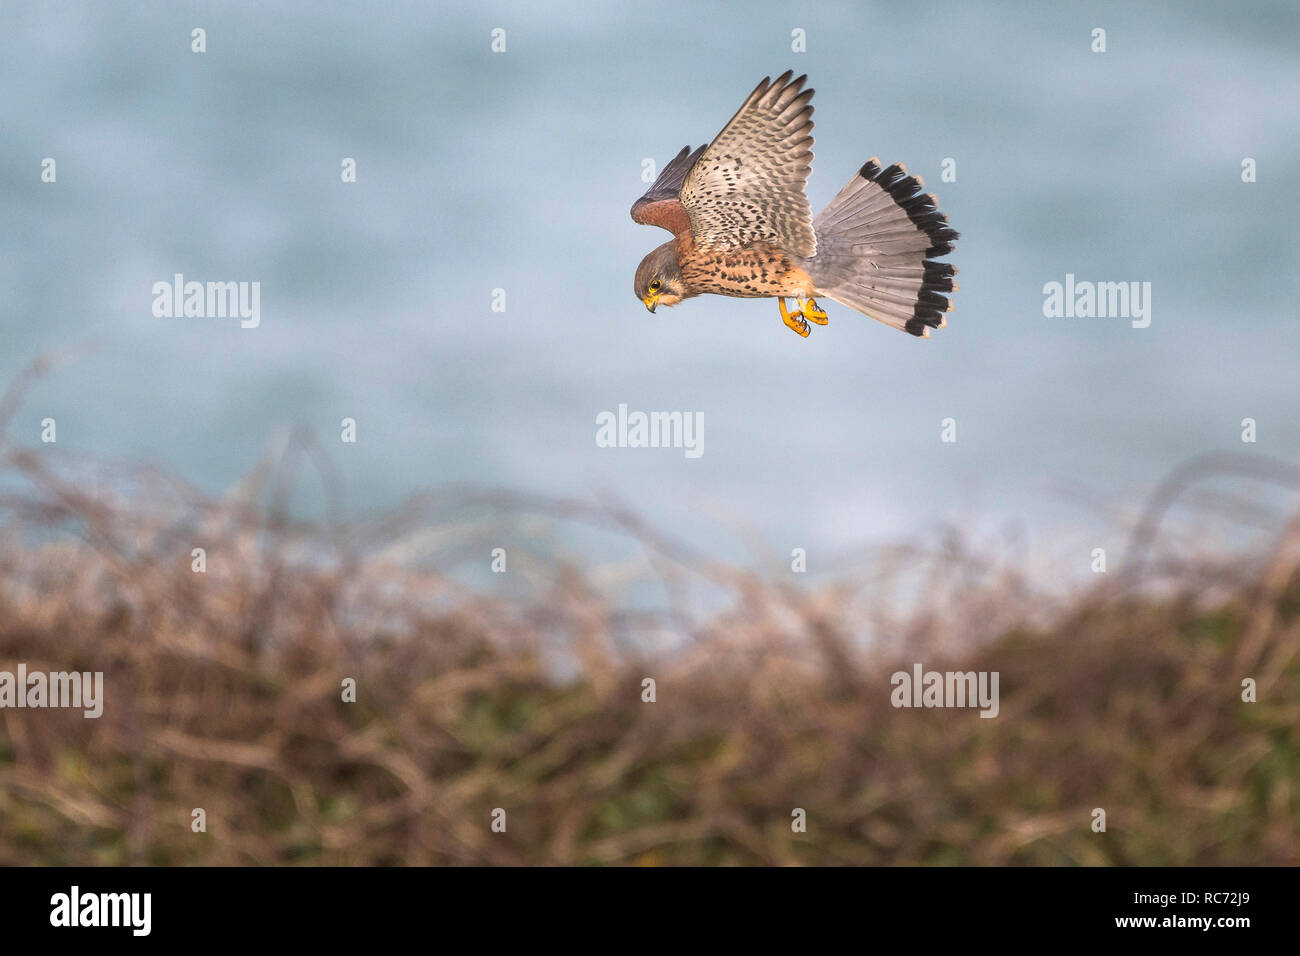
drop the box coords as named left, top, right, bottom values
left=631, top=71, right=959, bottom=338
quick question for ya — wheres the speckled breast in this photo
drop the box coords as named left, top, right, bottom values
left=678, top=241, right=814, bottom=299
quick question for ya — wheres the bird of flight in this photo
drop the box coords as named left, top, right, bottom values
left=632, top=71, right=958, bottom=338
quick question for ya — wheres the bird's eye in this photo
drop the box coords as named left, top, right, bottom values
left=649, top=280, right=662, bottom=293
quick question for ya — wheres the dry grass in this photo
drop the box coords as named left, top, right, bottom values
left=0, top=363, right=1297, bottom=866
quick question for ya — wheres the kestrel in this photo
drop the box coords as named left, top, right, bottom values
left=632, top=70, right=958, bottom=338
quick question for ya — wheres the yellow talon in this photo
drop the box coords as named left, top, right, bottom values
left=779, top=298, right=810, bottom=337
left=800, top=298, right=828, bottom=324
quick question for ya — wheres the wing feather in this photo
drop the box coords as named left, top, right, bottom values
left=631, top=144, right=706, bottom=236
left=678, top=71, right=817, bottom=257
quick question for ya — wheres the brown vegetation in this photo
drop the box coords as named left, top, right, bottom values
left=0, top=364, right=1297, bottom=866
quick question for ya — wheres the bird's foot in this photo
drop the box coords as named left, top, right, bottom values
left=800, top=298, right=829, bottom=325
left=779, top=298, right=810, bottom=337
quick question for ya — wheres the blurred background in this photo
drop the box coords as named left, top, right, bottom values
left=3, top=0, right=1298, bottom=570
left=0, top=1, right=1297, bottom=865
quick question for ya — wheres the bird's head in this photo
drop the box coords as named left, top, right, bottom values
left=634, top=242, right=687, bottom=313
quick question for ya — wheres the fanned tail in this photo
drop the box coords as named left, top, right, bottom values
left=809, top=159, right=959, bottom=337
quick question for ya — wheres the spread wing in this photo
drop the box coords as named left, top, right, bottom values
left=631, top=144, right=706, bottom=237
left=678, top=71, right=817, bottom=257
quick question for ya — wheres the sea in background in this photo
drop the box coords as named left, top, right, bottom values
left=3, top=0, right=1298, bottom=586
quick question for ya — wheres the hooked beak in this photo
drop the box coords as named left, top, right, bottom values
left=643, top=293, right=659, bottom=313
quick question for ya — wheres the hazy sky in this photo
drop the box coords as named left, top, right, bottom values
left=3, top=0, right=1298, bottom=575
